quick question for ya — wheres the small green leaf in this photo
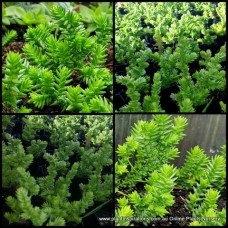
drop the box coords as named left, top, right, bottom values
left=18, top=106, right=32, bottom=113
left=5, top=6, right=26, bottom=17
left=118, top=197, right=129, bottom=207
left=116, top=206, right=133, bottom=218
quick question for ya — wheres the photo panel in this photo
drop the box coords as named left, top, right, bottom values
left=2, top=115, right=114, bottom=226
left=114, top=2, right=226, bottom=113
left=2, top=2, right=113, bottom=114
left=115, top=114, right=226, bottom=226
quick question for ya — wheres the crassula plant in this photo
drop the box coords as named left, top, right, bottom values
left=2, top=4, right=113, bottom=113
left=115, top=2, right=226, bottom=113
left=115, top=115, right=226, bottom=226
left=2, top=115, right=113, bottom=226
left=116, top=164, right=177, bottom=226
left=115, top=115, right=187, bottom=190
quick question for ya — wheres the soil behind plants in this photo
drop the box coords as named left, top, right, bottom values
left=151, top=188, right=192, bottom=226
left=2, top=24, right=26, bottom=65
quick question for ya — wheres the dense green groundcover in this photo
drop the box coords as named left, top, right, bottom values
left=115, top=2, right=226, bottom=113
left=2, top=115, right=113, bottom=226
left=2, top=2, right=113, bottom=113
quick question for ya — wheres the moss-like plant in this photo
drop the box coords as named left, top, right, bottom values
left=2, top=29, right=17, bottom=47
left=2, top=52, right=32, bottom=112
left=116, top=164, right=176, bottom=226
left=2, top=115, right=113, bottom=226
left=211, top=2, right=226, bottom=36
left=2, top=4, right=113, bottom=113
left=115, top=115, right=226, bottom=226
left=115, top=115, right=187, bottom=191
left=115, top=2, right=226, bottom=113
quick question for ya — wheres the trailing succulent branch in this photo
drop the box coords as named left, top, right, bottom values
left=2, top=30, right=18, bottom=47
left=2, top=5, right=113, bottom=113
left=115, top=115, right=187, bottom=190
left=2, top=52, right=33, bottom=113
left=177, top=146, right=209, bottom=189
left=2, top=137, right=33, bottom=188
left=116, top=164, right=176, bottom=226
left=175, top=143, right=226, bottom=225
left=189, top=189, right=226, bottom=226
left=172, top=43, right=226, bottom=111
left=186, top=154, right=226, bottom=210
left=177, top=143, right=226, bottom=192
left=2, top=115, right=113, bottom=226
left=143, top=72, right=164, bottom=112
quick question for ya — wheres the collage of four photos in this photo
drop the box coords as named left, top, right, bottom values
left=2, top=2, right=226, bottom=226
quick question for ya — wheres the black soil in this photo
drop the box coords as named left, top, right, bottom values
left=151, top=188, right=192, bottom=226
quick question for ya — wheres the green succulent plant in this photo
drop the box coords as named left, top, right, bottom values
left=115, top=115, right=226, bottom=226
left=2, top=4, right=113, bottom=113
left=115, top=2, right=226, bottom=113
left=3, top=115, right=113, bottom=225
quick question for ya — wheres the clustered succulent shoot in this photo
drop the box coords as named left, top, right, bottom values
left=2, top=4, right=113, bottom=113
